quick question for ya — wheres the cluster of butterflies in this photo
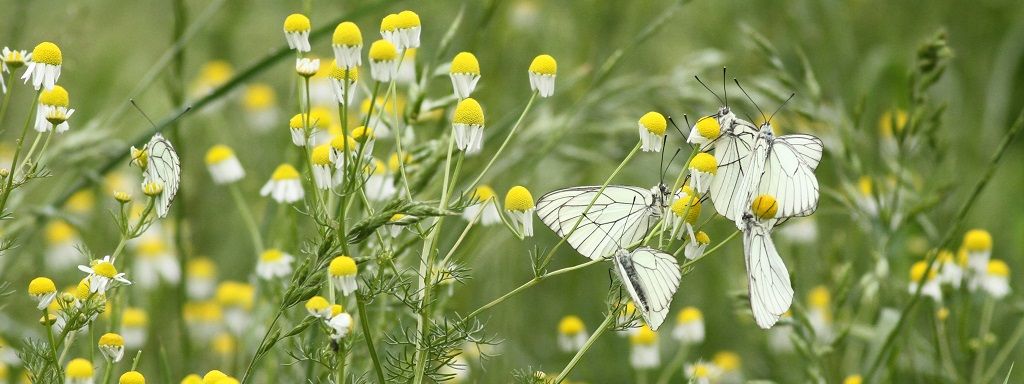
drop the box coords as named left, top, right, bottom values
left=535, top=76, right=822, bottom=330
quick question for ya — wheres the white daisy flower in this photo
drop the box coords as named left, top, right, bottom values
left=687, top=114, right=723, bottom=147
left=329, top=255, right=359, bottom=296
left=963, top=229, right=993, bottom=276
left=28, top=277, right=57, bottom=310
left=463, top=185, right=501, bottom=225
left=310, top=145, right=334, bottom=190
left=283, top=14, right=312, bottom=52
left=629, top=325, right=659, bottom=369
left=77, top=256, right=131, bottom=294
left=295, top=57, right=320, bottom=78
left=205, top=145, right=245, bottom=184
left=44, top=220, right=81, bottom=269
left=1, top=47, right=29, bottom=93
left=688, top=152, right=717, bottom=193
left=242, top=84, right=279, bottom=132
left=452, top=98, right=485, bottom=155
left=64, top=358, right=94, bottom=384
left=186, top=258, right=217, bottom=300
left=449, top=52, right=481, bottom=99
left=980, top=259, right=1011, bottom=299
left=332, top=22, right=363, bottom=69
left=528, top=54, right=556, bottom=97
left=260, top=164, right=304, bottom=204
left=256, top=249, right=294, bottom=280
left=304, top=296, right=332, bottom=319
left=683, top=224, right=710, bottom=261
left=328, top=61, right=359, bottom=105
left=216, top=281, right=254, bottom=335
left=131, top=235, right=181, bottom=288
left=909, top=261, right=942, bottom=302
left=504, top=186, right=535, bottom=237
left=21, top=42, right=61, bottom=90
left=121, top=308, right=148, bottom=349
left=556, top=315, right=588, bottom=352
left=807, top=286, right=834, bottom=341
left=685, top=361, right=721, bottom=384
left=364, top=159, right=397, bottom=201
left=638, top=111, right=667, bottom=152
left=394, top=10, right=421, bottom=49
left=368, top=39, right=399, bottom=82
left=328, top=312, right=353, bottom=341
left=98, top=333, right=126, bottom=363
left=35, top=85, right=75, bottom=133
left=672, top=307, right=705, bottom=344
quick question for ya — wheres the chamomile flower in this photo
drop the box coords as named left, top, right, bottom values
left=78, top=256, right=131, bottom=294
left=687, top=115, right=721, bottom=147
left=909, top=261, right=941, bottom=301
left=328, top=61, right=359, bottom=105
left=672, top=307, right=705, bottom=344
left=394, top=10, right=422, bottom=49
left=216, top=281, right=254, bottom=334
left=712, top=351, right=742, bottom=383
left=295, top=57, right=320, bottom=78
left=98, top=332, right=126, bottom=362
left=119, top=371, right=145, bottom=384
left=305, top=296, right=331, bottom=318
left=242, top=84, right=278, bottom=131
left=449, top=52, right=481, bottom=99
left=368, top=39, right=399, bottom=82
left=629, top=325, right=659, bottom=369
left=132, top=235, right=181, bottom=288
left=183, top=301, right=222, bottom=341
left=256, top=249, right=294, bottom=280
left=351, top=125, right=376, bottom=155
left=452, top=98, right=485, bottom=154
left=935, top=249, right=962, bottom=286
left=283, top=14, right=312, bottom=52
left=35, top=85, right=75, bottom=133
left=186, top=258, right=217, bottom=300
left=963, top=229, right=992, bottom=276
left=202, top=370, right=228, bottom=384
left=688, top=152, right=717, bottom=193
left=121, top=308, right=148, bottom=348
left=189, top=60, right=233, bottom=100
left=528, top=54, right=556, bottom=97
left=669, top=193, right=701, bottom=237
left=463, top=185, right=501, bottom=225
left=327, top=312, right=353, bottom=340
left=288, top=114, right=312, bottom=146
left=364, top=159, right=396, bottom=201
left=1, top=47, right=28, bottom=93
left=309, top=145, right=334, bottom=190
left=683, top=224, right=710, bottom=261
left=638, top=112, right=667, bottom=152
left=64, top=358, right=93, bottom=384
left=22, top=42, right=61, bottom=90
left=556, top=315, right=588, bottom=352
left=28, top=277, right=57, bottom=310
left=260, top=164, right=304, bottom=203
left=45, top=220, right=80, bottom=268
left=386, top=214, right=412, bottom=237
left=205, top=145, right=245, bottom=184
left=329, top=255, right=359, bottom=296
left=685, top=361, right=720, bottom=384
left=807, top=286, right=833, bottom=340
left=505, top=186, right=535, bottom=237
left=333, top=22, right=363, bottom=68
left=980, top=259, right=1011, bottom=299
left=212, top=333, right=235, bottom=358
left=379, top=14, right=400, bottom=47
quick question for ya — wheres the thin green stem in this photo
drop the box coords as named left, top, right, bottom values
left=240, top=311, right=283, bottom=384
left=935, top=312, right=959, bottom=381
left=356, top=295, right=386, bottom=384
left=42, top=308, right=59, bottom=367
left=464, top=92, right=537, bottom=190
left=102, top=358, right=114, bottom=384
left=982, top=314, right=1024, bottom=382
left=335, top=340, right=347, bottom=384
left=555, top=311, right=615, bottom=383
left=971, top=298, right=996, bottom=383
left=655, top=344, right=690, bottom=384
left=465, top=259, right=602, bottom=320
left=0, top=90, right=41, bottom=213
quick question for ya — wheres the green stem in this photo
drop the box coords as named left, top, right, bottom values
left=555, top=312, right=614, bottom=383
left=0, top=90, right=41, bottom=213
left=102, top=359, right=114, bottom=384
left=357, top=295, right=386, bottom=384
left=465, top=259, right=602, bottom=320
left=42, top=309, right=59, bottom=368
left=935, top=312, right=959, bottom=381
left=0, top=71, right=15, bottom=129
left=464, top=92, right=537, bottom=189
left=336, top=340, right=347, bottom=384
left=982, top=314, right=1024, bottom=382
left=655, top=344, right=689, bottom=384
left=971, top=298, right=996, bottom=383
left=240, top=311, right=283, bottom=384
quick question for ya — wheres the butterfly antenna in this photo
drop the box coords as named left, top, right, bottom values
left=667, top=115, right=687, bottom=137
left=767, top=93, right=796, bottom=125
left=733, top=79, right=766, bottom=124
left=129, top=99, right=158, bottom=128
left=722, top=67, right=729, bottom=109
left=694, top=76, right=725, bottom=106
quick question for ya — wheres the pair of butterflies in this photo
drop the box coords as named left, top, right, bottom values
left=534, top=104, right=822, bottom=330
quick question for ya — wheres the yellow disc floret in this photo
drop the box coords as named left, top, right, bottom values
left=243, top=84, right=275, bottom=110
left=260, top=249, right=285, bottom=262
left=122, top=307, right=148, bottom=327
left=203, top=370, right=228, bottom=383
left=289, top=114, right=307, bottom=130
left=351, top=126, right=374, bottom=142
left=329, top=61, right=359, bottom=82
left=39, top=85, right=70, bottom=107
left=46, top=220, right=76, bottom=243
left=504, top=186, right=534, bottom=212
left=963, top=229, right=992, bottom=251
left=639, top=112, right=667, bottom=135
left=311, top=145, right=332, bottom=166
left=99, top=332, right=125, bottom=347
left=396, top=10, right=421, bottom=29
left=453, top=98, right=485, bottom=126
left=119, top=371, right=145, bottom=384
left=808, top=286, right=830, bottom=308
left=271, top=164, right=300, bottom=180
left=380, top=14, right=399, bottom=32
left=32, top=42, right=62, bottom=66
left=65, top=358, right=93, bottom=379
left=988, top=259, right=1010, bottom=277
left=671, top=195, right=701, bottom=224
left=450, top=52, right=480, bottom=75
left=694, top=116, right=721, bottom=140
left=910, top=261, right=936, bottom=282
left=843, top=375, right=863, bottom=384
left=92, top=261, right=118, bottom=278
left=305, top=296, right=329, bottom=313
left=750, top=194, right=778, bottom=220
left=368, top=40, right=398, bottom=61
left=29, top=277, right=57, bottom=295
left=283, top=14, right=311, bottom=32
left=329, top=256, right=357, bottom=277
left=558, top=315, right=585, bottom=335
left=630, top=325, right=657, bottom=345
left=695, top=231, right=710, bottom=245
left=333, top=22, right=362, bottom=46
left=205, top=145, right=235, bottom=165
left=188, top=258, right=217, bottom=278
left=689, top=152, right=717, bottom=174
left=529, top=54, right=557, bottom=75
left=676, top=307, right=702, bottom=324
left=712, top=351, right=741, bottom=371
left=473, top=185, right=497, bottom=201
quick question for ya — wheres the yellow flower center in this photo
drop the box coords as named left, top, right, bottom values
left=39, top=85, right=70, bottom=107
left=988, top=259, right=1010, bottom=277
left=137, top=238, right=166, bottom=257
left=695, top=231, right=710, bottom=245
left=305, top=296, right=329, bottom=313
left=351, top=126, right=374, bottom=142
left=65, top=358, right=93, bottom=379
left=75, top=278, right=91, bottom=300
left=260, top=249, right=286, bottom=262
left=99, top=332, right=125, bottom=347
left=529, top=54, right=557, bottom=75
left=878, top=110, right=908, bottom=138
left=29, top=277, right=57, bottom=295
left=689, top=152, right=717, bottom=174
left=307, top=145, right=331, bottom=166
left=857, top=176, right=873, bottom=196
left=331, top=135, right=357, bottom=151
left=712, top=351, right=741, bottom=371
left=630, top=325, right=657, bottom=345
left=199, top=60, right=233, bottom=85
left=368, top=40, right=398, bottom=61
left=388, top=153, right=411, bottom=173
left=203, top=370, right=228, bottom=383
left=558, top=315, right=585, bottom=335
left=504, top=186, right=535, bottom=211
left=639, top=112, right=667, bottom=135
left=46, top=221, right=76, bottom=243
left=909, top=261, right=936, bottom=282
left=367, top=159, right=387, bottom=176
left=329, top=61, right=359, bottom=82
left=808, top=286, right=830, bottom=308
left=473, top=185, right=497, bottom=201
left=205, top=145, right=235, bottom=165
left=330, top=304, right=344, bottom=317
left=243, top=84, right=275, bottom=110
left=750, top=194, right=778, bottom=220
left=93, top=261, right=118, bottom=278
left=4, top=50, right=26, bottom=66
left=284, top=14, right=311, bottom=32
left=671, top=195, right=701, bottom=224
left=310, top=107, right=332, bottom=128
left=329, top=256, right=358, bottom=277
left=843, top=375, right=864, bottom=384
left=333, top=21, right=362, bottom=46
left=396, top=10, right=421, bottom=29
left=270, top=164, right=300, bottom=180
left=453, top=98, right=485, bottom=126
left=676, top=307, right=703, bottom=324
left=213, top=333, right=234, bottom=355
left=31, top=42, right=62, bottom=66
left=963, top=229, right=992, bottom=251
left=188, top=258, right=217, bottom=278
left=380, top=14, right=399, bottom=32
left=692, top=363, right=710, bottom=378
left=694, top=116, right=721, bottom=140
left=450, top=52, right=480, bottom=75
left=936, top=307, right=950, bottom=321
left=216, top=282, right=255, bottom=309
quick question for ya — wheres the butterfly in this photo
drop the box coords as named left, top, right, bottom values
left=612, top=247, right=681, bottom=330
left=536, top=184, right=671, bottom=261
left=739, top=208, right=793, bottom=329
left=133, top=133, right=181, bottom=218
left=742, top=123, right=823, bottom=221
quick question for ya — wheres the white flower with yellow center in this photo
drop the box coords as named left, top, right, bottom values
left=256, top=249, right=294, bottom=280
left=807, top=286, right=833, bottom=340
left=98, top=332, right=126, bottom=362
left=712, top=351, right=742, bottom=383
left=963, top=229, right=992, bottom=276
left=283, top=14, right=312, bottom=52
left=189, top=60, right=233, bottom=100
left=556, top=315, right=588, bottom=352
left=364, top=159, right=396, bottom=201
left=121, top=307, right=148, bottom=348
left=216, top=281, right=255, bottom=335
left=351, top=125, right=376, bottom=155
left=64, top=358, right=93, bottom=384
left=185, top=258, right=217, bottom=300
left=528, top=54, right=556, bottom=97
left=305, top=296, right=332, bottom=318
left=329, top=255, right=359, bottom=296
left=310, top=144, right=335, bottom=189
left=333, top=21, right=363, bottom=68
left=463, top=185, right=501, bottom=225
left=28, top=277, right=57, bottom=310
left=119, top=371, right=145, bottom=384
left=295, top=57, right=320, bottom=78
left=449, top=52, right=481, bottom=99
left=685, top=361, right=720, bottom=384
left=22, top=42, right=61, bottom=90
left=329, top=134, right=357, bottom=172
left=1, top=47, right=29, bottom=93
left=386, top=213, right=412, bottom=237
left=78, top=256, right=131, bottom=294
left=242, top=84, right=278, bottom=131
left=368, top=39, right=399, bottom=82
left=394, top=10, right=422, bottom=49
left=328, top=311, right=354, bottom=341
left=131, top=235, right=181, bottom=288
left=668, top=192, right=700, bottom=238
left=505, top=186, right=535, bottom=237
left=260, top=164, right=304, bottom=203
left=183, top=301, right=222, bottom=341
left=35, top=85, right=75, bottom=133
left=934, top=249, right=962, bottom=286
left=688, top=152, right=717, bottom=194
left=328, top=61, right=359, bottom=105
left=854, top=176, right=878, bottom=217
left=638, top=111, right=667, bottom=152
left=683, top=225, right=710, bottom=261
left=379, top=13, right=401, bottom=47
left=288, top=113, right=311, bottom=146
left=980, top=259, right=1011, bottom=299
left=45, top=220, right=80, bottom=268
left=629, top=325, right=659, bottom=369
left=205, top=145, right=245, bottom=184
left=687, top=115, right=721, bottom=147
left=909, top=261, right=942, bottom=302
left=452, top=98, right=485, bottom=154
left=672, top=307, right=705, bottom=344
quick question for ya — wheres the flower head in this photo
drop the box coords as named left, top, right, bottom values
left=205, top=145, right=245, bottom=184
left=295, top=57, right=320, bottom=77
left=78, top=256, right=132, bottom=295
left=557, top=315, right=588, bottom=352
left=29, top=277, right=58, bottom=310
left=65, top=358, right=93, bottom=384
left=36, top=85, right=75, bottom=133
left=909, top=261, right=942, bottom=301
left=22, top=42, right=62, bottom=90
left=450, top=52, right=481, bottom=99
left=528, top=54, right=557, bottom=97
left=99, top=332, right=126, bottom=362
left=750, top=194, right=778, bottom=220
left=328, top=312, right=354, bottom=340
left=283, top=14, right=312, bottom=52
left=256, top=249, right=294, bottom=280
left=452, top=98, right=486, bottom=154
left=332, top=22, right=363, bottom=68
left=328, top=61, right=359, bottom=105
left=629, top=325, right=659, bottom=369
left=368, top=40, right=399, bottom=82
left=329, top=256, right=359, bottom=296
left=260, top=164, right=304, bottom=203
left=119, top=371, right=145, bottom=384
left=980, top=259, right=1011, bottom=298
left=305, top=296, right=331, bottom=318
left=463, top=185, right=501, bottom=225
left=394, top=10, right=422, bottom=49
left=688, top=115, right=722, bottom=146
left=638, top=112, right=667, bottom=152
left=673, top=307, right=705, bottom=343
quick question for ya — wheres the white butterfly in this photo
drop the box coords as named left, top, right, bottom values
left=613, top=247, right=681, bottom=330
left=536, top=184, right=670, bottom=261
left=135, top=134, right=181, bottom=218
left=705, top=114, right=759, bottom=221
left=739, top=210, right=793, bottom=329
left=740, top=123, right=823, bottom=222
